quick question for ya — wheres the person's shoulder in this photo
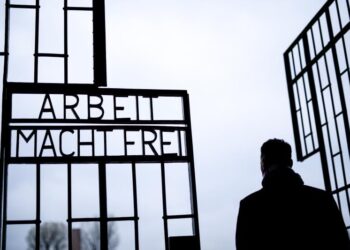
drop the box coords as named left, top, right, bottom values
left=300, top=185, right=334, bottom=202
left=241, top=185, right=330, bottom=203
left=240, top=189, right=265, bottom=205
left=302, top=185, right=329, bottom=196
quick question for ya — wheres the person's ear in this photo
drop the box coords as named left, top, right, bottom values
left=289, top=159, right=293, bottom=168
left=260, top=155, right=266, bottom=175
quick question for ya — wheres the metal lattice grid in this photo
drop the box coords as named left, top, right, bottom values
left=0, top=1, right=201, bottom=249
left=284, top=0, right=350, bottom=233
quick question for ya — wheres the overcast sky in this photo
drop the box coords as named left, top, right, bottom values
left=1, top=0, right=330, bottom=249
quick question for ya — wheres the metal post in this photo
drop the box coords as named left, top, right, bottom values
left=98, top=162, right=108, bottom=249
left=182, top=94, right=201, bottom=249
left=131, top=162, right=140, bottom=250
left=92, top=0, right=107, bottom=86
left=160, top=162, right=169, bottom=250
left=284, top=53, right=303, bottom=161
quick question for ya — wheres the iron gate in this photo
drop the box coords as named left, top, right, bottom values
left=284, top=0, right=350, bottom=234
left=0, top=0, right=201, bottom=249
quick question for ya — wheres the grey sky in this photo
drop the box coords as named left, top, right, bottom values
left=1, top=0, right=330, bottom=249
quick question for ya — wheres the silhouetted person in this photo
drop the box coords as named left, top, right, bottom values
left=236, top=139, right=350, bottom=250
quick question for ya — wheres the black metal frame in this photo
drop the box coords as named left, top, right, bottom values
left=0, top=1, right=201, bottom=249
left=285, top=0, right=350, bottom=231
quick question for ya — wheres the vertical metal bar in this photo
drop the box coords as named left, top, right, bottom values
left=295, top=82, right=308, bottom=153
left=291, top=50, right=308, bottom=154
left=298, top=41, right=316, bottom=152
left=160, top=131, right=164, bottom=156
left=315, top=52, right=342, bottom=204
left=123, top=129, right=128, bottom=157
left=131, top=162, right=139, bottom=250
left=92, top=0, right=107, bottom=86
left=33, top=0, right=40, bottom=84
left=334, top=0, right=343, bottom=29
left=92, top=129, right=95, bottom=157
left=178, top=130, right=183, bottom=157
left=1, top=161, right=8, bottom=250
left=310, top=27, right=318, bottom=60
left=298, top=44, right=315, bottom=151
left=326, top=6, right=350, bottom=215
left=320, top=46, right=340, bottom=195
left=35, top=163, right=41, bottom=250
left=182, top=94, right=201, bottom=249
left=318, top=17, right=325, bottom=49
left=346, top=0, right=350, bottom=17
left=64, top=0, right=68, bottom=84
left=67, top=163, right=72, bottom=250
left=136, top=96, right=140, bottom=121
left=77, top=129, right=81, bottom=156
left=160, top=162, right=169, bottom=250
left=342, top=37, right=350, bottom=94
left=290, top=51, right=298, bottom=81
left=141, top=129, right=146, bottom=156
left=1, top=74, right=12, bottom=250
left=98, top=162, right=108, bottom=250
left=331, top=25, right=350, bottom=163
left=346, top=0, right=350, bottom=20
left=150, top=97, right=154, bottom=121
left=303, top=32, right=332, bottom=192
left=297, top=43, right=304, bottom=70
left=340, top=37, right=350, bottom=155
left=2, top=0, right=9, bottom=84
left=0, top=0, right=11, bottom=246
left=0, top=157, right=4, bottom=250
left=284, top=53, right=303, bottom=160
left=322, top=10, right=343, bottom=207
left=102, top=129, right=108, bottom=156
left=320, top=80, right=341, bottom=201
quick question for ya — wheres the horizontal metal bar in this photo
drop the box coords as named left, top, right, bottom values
left=10, top=119, right=186, bottom=125
left=5, top=82, right=188, bottom=97
left=64, top=6, right=93, bottom=11
left=321, top=84, right=330, bottom=92
left=307, top=98, right=312, bottom=103
left=0, top=52, right=7, bottom=56
left=164, top=214, right=194, bottom=220
left=8, top=155, right=190, bottom=164
left=305, top=132, right=312, bottom=138
left=70, top=216, right=139, bottom=223
left=107, top=216, right=139, bottom=221
left=335, top=111, right=343, bottom=118
left=10, top=124, right=187, bottom=130
left=299, top=148, right=320, bottom=161
left=332, top=151, right=341, bottom=157
left=332, top=183, right=350, bottom=194
left=8, top=4, right=39, bottom=9
left=35, top=53, right=68, bottom=58
left=340, top=68, right=348, bottom=76
left=7, top=220, right=38, bottom=224
left=69, top=218, right=100, bottom=223
left=9, top=82, right=96, bottom=85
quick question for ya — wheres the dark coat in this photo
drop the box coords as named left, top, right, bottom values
left=236, top=168, right=350, bottom=250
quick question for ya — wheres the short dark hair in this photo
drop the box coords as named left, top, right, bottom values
left=261, top=139, right=292, bottom=167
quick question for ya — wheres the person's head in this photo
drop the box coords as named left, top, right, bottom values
left=260, top=139, right=293, bottom=176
